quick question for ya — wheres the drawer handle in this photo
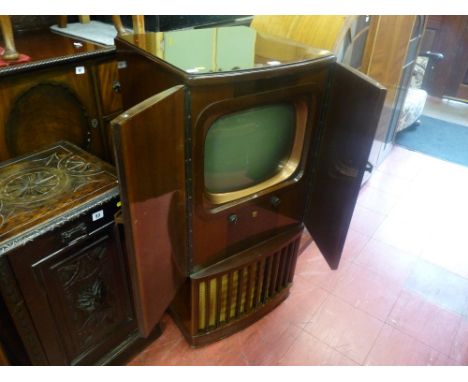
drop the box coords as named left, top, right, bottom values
left=61, top=222, right=87, bottom=244
left=112, top=80, right=121, bottom=93
left=329, top=160, right=359, bottom=179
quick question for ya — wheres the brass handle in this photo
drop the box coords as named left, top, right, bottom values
left=114, top=209, right=124, bottom=225
left=228, top=214, right=238, bottom=224
left=112, top=80, right=121, bottom=93
left=329, top=160, right=359, bottom=179
left=61, top=222, right=87, bottom=245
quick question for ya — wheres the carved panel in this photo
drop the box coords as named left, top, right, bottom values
left=37, top=233, right=133, bottom=362
left=0, top=142, right=118, bottom=255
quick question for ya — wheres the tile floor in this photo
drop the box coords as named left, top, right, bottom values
left=423, top=96, right=468, bottom=126
left=127, top=145, right=468, bottom=366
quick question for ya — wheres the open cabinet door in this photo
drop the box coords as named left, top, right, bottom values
left=112, top=85, right=187, bottom=337
left=305, top=63, right=386, bottom=269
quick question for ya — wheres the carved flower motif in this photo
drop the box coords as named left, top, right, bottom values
left=76, top=279, right=106, bottom=313
left=59, top=154, right=102, bottom=176
left=0, top=167, right=67, bottom=206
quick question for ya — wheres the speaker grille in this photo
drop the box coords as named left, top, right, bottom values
left=194, top=235, right=300, bottom=333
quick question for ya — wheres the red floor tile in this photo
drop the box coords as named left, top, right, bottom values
left=413, top=155, right=468, bottom=197
left=450, top=318, right=468, bottom=365
left=357, top=184, right=400, bottom=215
left=136, top=324, right=251, bottom=366
left=127, top=315, right=183, bottom=365
left=387, top=290, right=462, bottom=356
left=420, top=228, right=468, bottom=280
left=128, top=337, right=185, bottom=366
left=271, top=282, right=330, bottom=327
left=367, top=169, right=411, bottom=197
left=430, top=353, right=459, bottom=366
left=349, top=204, right=387, bottom=237
left=303, top=295, right=383, bottom=364
left=371, top=215, right=428, bottom=255
left=387, top=191, right=444, bottom=226
left=278, top=330, right=358, bottom=366
left=354, top=239, right=417, bottom=285
left=409, top=173, right=459, bottom=203
left=377, top=146, right=425, bottom=180
left=365, top=323, right=455, bottom=365
left=405, top=260, right=468, bottom=317
left=295, top=243, right=351, bottom=292
left=172, top=336, right=249, bottom=366
left=340, top=228, right=372, bottom=263
left=239, top=321, right=303, bottom=365
left=333, top=263, right=403, bottom=321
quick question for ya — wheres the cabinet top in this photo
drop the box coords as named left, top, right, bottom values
left=0, top=142, right=118, bottom=255
left=117, top=26, right=333, bottom=76
left=0, top=30, right=114, bottom=78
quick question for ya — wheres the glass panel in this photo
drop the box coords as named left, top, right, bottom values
left=120, top=27, right=332, bottom=74
left=386, top=64, right=413, bottom=143
left=412, top=16, right=424, bottom=39
left=204, top=103, right=295, bottom=193
left=355, top=15, right=371, bottom=33
left=350, top=30, right=369, bottom=69
left=406, top=38, right=420, bottom=64
left=163, top=29, right=214, bottom=73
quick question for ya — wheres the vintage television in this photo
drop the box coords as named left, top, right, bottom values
left=111, top=26, right=386, bottom=346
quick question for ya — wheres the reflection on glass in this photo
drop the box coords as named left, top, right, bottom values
left=122, top=26, right=332, bottom=74
left=204, top=103, right=295, bottom=193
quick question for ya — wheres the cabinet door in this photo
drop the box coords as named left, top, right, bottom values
left=34, top=225, right=135, bottom=365
left=112, top=85, right=187, bottom=337
left=304, top=63, right=386, bottom=269
left=8, top=221, right=135, bottom=365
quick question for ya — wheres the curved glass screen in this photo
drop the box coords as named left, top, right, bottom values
left=204, top=103, right=295, bottom=194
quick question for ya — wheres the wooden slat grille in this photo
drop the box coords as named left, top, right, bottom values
left=195, top=235, right=300, bottom=333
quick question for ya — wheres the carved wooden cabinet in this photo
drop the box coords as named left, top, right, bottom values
left=0, top=142, right=138, bottom=365
left=0, top=30, right=122, bottom=163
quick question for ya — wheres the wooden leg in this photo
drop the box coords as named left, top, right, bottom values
left=0, top=16, right=19, bottom=61
left=132, top=15, right=145, bottom=34
left=78, top=15, right=91, bottom=24
left=57, top=15, right=68, bottom=28
left=112, top=16, right=129, bottom=36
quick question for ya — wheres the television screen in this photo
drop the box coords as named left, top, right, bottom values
left=204, top=103, right=296, bottom=194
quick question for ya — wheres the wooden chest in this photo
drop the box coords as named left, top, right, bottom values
left=0, top=141, right=137, bottom=365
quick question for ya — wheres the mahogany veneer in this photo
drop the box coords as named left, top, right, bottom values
left=0, top=30, right=122, bottom=162
left=112, top=27, right=386, bottom=346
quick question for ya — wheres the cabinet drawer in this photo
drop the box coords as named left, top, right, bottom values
left=26, top=198, right=120, bottom=257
